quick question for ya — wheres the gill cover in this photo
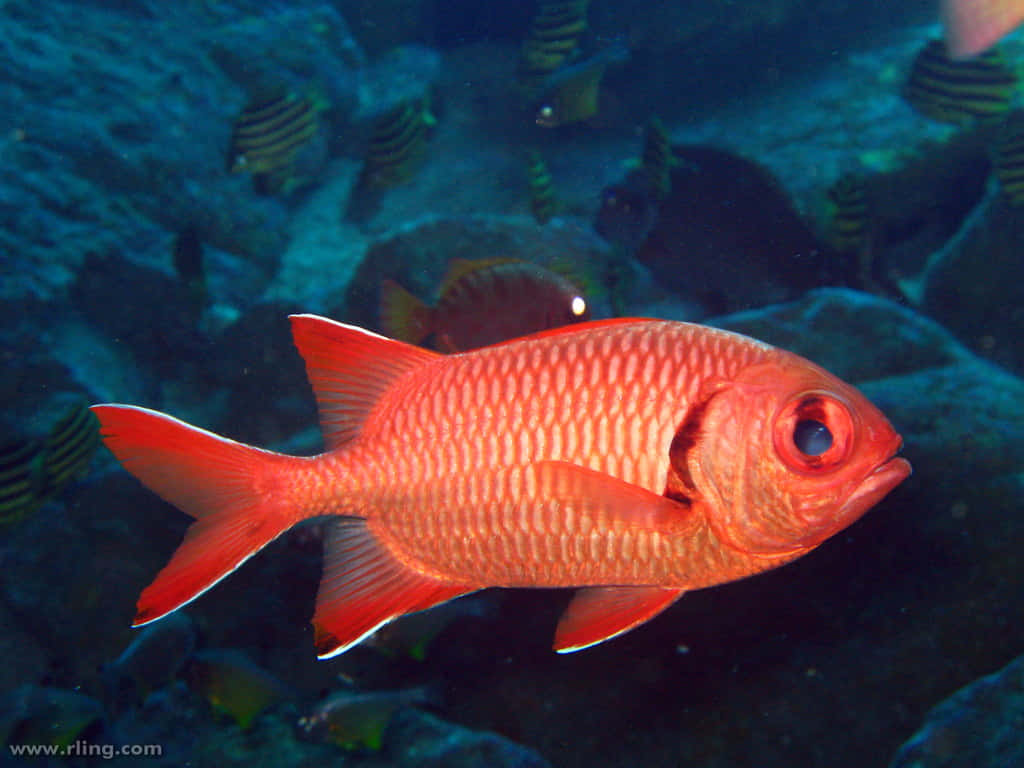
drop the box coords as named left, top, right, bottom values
left=679, top=358, right=895, bottom=556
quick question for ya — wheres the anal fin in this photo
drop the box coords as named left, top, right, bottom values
left=314, top=518, right=473, bottom=659
left=554, top=585, right=685, bottom=653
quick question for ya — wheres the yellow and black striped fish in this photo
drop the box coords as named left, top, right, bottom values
left=358, top=95, right=435, bottom=190
left=902, top=39, right=1017, bottom=125
left=526, top=150, right=557, bottom=224
left=641, top=116, right=672, bottom=200
left=40, top=402, right=100, bottom=493
left=516, top=0, right=591, bottom=95
left=995, top=120, right=1024, bottom=204
left=228, top=90, right=322, bottom=193
left=0, top=437, right=43, bottom=525
left=825, top=174, right=870, bottom=255
left=0, top=403, right=99, bottom=526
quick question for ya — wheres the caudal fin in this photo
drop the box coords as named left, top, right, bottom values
left=91, top=405, right=313, bottom=626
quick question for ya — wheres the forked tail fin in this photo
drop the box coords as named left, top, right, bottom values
left=91, top=404, right=314, bottom=626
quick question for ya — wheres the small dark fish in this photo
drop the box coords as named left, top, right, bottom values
left=0, top=438, right=43, bottom=525
left=595, top=144, right=828, bottom=315
left=995, top=119, right=1024, bottom=204
left=526, top=149, right=557, bottom=224
left=640, top=116, right=672, bottom=199
left=172, top=225, right=208, bottom=315
left=185, top=649, right=290, bottom=729
left=593, top=170, right=662, bottom=254
left=358, top=95, right=435, bottom=190
left=40, top=402, right=100, bottom=494
left=1, top=686, right=103, bottom=750
left=228, top=90, right=322, bottom=193
left=172, top=225, right=204, bottom=284
left=102, top=612, right=196, bottom=709
left=365, top=596, right=497, bottom=661
left=517, top=0, right=591, bottom=91
left=825, top=174, right=870, bottom=255
left=299, top=685, right=437, bottom=751
left=534, top=44, right=628, bottom=127
left=380, top=258, right=590, bottom=352
left=902, top=38, right=1016, bottom=125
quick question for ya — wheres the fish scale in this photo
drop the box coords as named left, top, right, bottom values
left=324, top=322, right=770, bottom=587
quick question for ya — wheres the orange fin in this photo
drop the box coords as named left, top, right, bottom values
left=90, top=405, right=310, bottom=626
left=289, top=315, right=439, bottom=450
left=313, top=518, right=473, bottom=658
left=554, top=586, right=686, bottom=653
left=534, top=460, right=701, bottom=535
left=379, top=280, right=433, bottom=345
left=942, top=0, right=1024, bottom=59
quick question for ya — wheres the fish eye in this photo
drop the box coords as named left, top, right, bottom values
left=793, top=419, right=832, bottom=456
left=538, top=104, right=554, bottom=120
left=773, top=393, right=854, bottom=473
left=570, top=295, right=586, bottom=316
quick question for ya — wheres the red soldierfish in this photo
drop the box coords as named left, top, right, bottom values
left=942, top=0, right=1024, bottom=59
left=92, top=316, right=910, bottom=658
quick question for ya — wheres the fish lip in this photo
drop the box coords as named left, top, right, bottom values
left=840, top=449, right=912, bottom=522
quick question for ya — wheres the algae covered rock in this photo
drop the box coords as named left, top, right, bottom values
left=890, top=653, right=1024, bottom=768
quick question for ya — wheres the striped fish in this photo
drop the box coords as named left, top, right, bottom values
left=0, top=403, right=99, bottom=526
left=902, top=38, right=1017, bottom=124
left=533, top=43, right=628, bottom=127
left=228, top=90, right=321, bottom=193
left=826, top=175, right=870, bottom=255
left=640, top=116, right=673, bottom=200
left=995, top=119, right=1024, bottom=203
left=358, top=96, right=435, bottom=190
left=41, top=403, right=100, bottom=492
left=0, top=438, right=43, bottom=524
left=517, top=0, right=591, bottom=94
left=526, top=149, right=557, bottom=224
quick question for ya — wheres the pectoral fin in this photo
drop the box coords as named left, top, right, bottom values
left=533, top=460, right=701, bottom=535
left=554, top=585, right=686, bottom=653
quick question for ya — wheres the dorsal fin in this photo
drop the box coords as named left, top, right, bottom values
left=288, top=315, right=440, bottom=450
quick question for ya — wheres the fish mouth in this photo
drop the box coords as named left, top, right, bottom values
left=840, top=451, right=912, bottom=524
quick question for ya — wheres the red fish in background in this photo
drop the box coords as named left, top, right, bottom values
left=380, top=258, right=589, bottom=352
left=942, top=0, right=1024, bottom=58
left=92, top=316, right=910, bottom=659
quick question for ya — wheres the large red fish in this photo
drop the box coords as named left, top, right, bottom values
left=92, top=316, right=910, bottom=658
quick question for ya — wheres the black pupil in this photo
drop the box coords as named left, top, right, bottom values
left=793, top=419, right=832, bottom=456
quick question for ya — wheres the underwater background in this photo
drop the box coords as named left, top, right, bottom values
left=1, top=0, right=1023, bottom=765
